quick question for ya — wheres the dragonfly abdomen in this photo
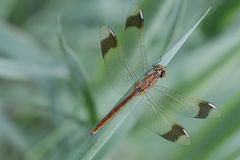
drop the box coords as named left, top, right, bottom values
left=91, top=91, right=137, bottom=135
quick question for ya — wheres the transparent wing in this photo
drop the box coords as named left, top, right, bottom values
left=132, top=93, right=191, bottom=145
left=100, top=26, right=137, bottom=94
left=123, top=5, right=150, bottom=79
left=148, top=85, right=221, bottom=119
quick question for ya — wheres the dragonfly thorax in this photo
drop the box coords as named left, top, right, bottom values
left=135, top=64, right=166, bottom=93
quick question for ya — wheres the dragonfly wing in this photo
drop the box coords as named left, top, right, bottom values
left=149, top=85, right=221, bottom=119
left=132, top=94, right=191, bottom=145
left=101, top=26, right=136, bottom=94
left=123, top=5, right=150, bottom=78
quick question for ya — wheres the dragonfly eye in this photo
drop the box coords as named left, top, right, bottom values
left=159, top=69, right=166, bottom=78
left=154, top=65, right=166, bottom=78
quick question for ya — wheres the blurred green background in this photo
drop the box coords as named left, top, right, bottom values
left=0, top=0, right=240, bottom=160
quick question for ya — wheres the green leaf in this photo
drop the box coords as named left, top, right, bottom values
left=0, top=21, right=54, bottom=64
left=0, top=58, right=68, bottom=80
left=0, top=113, right=35, bottom=160
left=57, top=19, right=97, bottom=124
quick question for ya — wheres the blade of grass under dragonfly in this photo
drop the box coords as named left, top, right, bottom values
left=158, top=8, right=211, bottom=66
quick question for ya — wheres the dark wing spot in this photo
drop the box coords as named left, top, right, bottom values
left=195, top=101, right=214, bottom=118
left=161, top=124, right=188, bottom=143
left=125, top=9, right=144, bottom=30
left=101, top=29, right=117, bottom=57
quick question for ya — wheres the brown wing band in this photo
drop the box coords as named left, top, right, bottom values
left=195, top=101, right=213, bottom=118
left=101, top=30, right=117, bottom=57
left=125, top=10, right=144, bottom=30
left=161, top=124, right=188, bottom=142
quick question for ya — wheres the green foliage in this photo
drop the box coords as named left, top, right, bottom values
left=0, top=0, right=240, bottom=160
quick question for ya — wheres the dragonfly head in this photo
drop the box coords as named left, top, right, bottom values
left=154, top=64, right=166, bottom=78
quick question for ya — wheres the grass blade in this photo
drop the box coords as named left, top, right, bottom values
left=159, top=8, right=211, bottom=66
left=57, top=18, right=97, bottom=124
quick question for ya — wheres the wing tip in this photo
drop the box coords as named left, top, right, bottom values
left=101, top=25, right=116, bottom=37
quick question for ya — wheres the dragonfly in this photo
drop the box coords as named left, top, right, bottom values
left=91, top=5, right=220, bottom=145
